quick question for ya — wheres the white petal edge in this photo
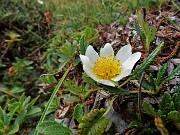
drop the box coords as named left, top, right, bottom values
left=96, top=79, right=115, bottom=87
left=80, top=55, right=103, bottom=85
left=83, top=66, right=115, bottom=87
left=85, top=45, right=99, bottom=64
left=100, top=43, right=114, bottom=57
left=83, top=65, right=98, bottom=81
left=111, top=68, right=131, bottom=81
left=80, top=55, right=94, bottom=68
left=115, top=44, right=132, bottom=63
left=122, top=52, right=141, bottom=70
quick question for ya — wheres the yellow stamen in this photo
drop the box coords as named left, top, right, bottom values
left=93, top=55, right=122, bottom=80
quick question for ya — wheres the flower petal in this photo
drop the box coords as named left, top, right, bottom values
left=85, top=45, right=99, bottom=64
left=100, top=43, right=114, bottom=57
left=122, top=52, right=141, bottom=70
left=96, top=79, right=115, bottom=87
left=80, top=55, right=100, bottom=83
left=115, top=44, right=132, bottom=63
left=82, top=65, right=115, bottom=87
left=111, top=67, right=131, bottom=81
left=80, top=55, right=94, bottom=68
left=83, top=65, right=98, bottom=81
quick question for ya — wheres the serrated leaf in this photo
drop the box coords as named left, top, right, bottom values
left=100, top=85, right=130, bottom=96
left=78, top=108, right=110, bottom=135
left=74, top=104, right=84, bottom=121
left=36, top=121, right=73, bottom=135
left=142, top=102, right=156, bottom=117
left=160, top=93, right=171, bottom=115
left=166, top=64, right=180, bottom=81
left=172, top=92, right=180, bottom=110
left=168, top=111, right=180, bottom=130
left=132, top=42, right=164, bottom=79
left=133, top=23, right=142, bottom=36
left=149, top=73, right=156, bottom=90
left=156, top=63, right=168, bottom=86
left=167, top=111, right=180, bottom=123
left=79, top=36, right=87, bottom=55
left=141, top=81, right=154, bottom=90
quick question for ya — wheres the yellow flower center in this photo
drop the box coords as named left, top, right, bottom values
left=93, top=55, right=122, bottom=80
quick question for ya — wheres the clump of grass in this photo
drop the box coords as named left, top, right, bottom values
left=45, top=0, right=121, bottom=40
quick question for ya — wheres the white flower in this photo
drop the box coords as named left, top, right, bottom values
left=37, top=0, right=44, bottom=5
left=80, top=43, right=141, bottom=87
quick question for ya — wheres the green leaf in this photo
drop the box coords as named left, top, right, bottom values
left=0, top=120, right=4, bottom=129
left=74, top=104, right=84, bottom=121
left=100, top=85, right=130, bottom=96
left=149, top=73, right=156, bottom=90
left=166, top=64, right=180, bottom=81
left=79, top=35, right=87, bottom=55
left=141, top=81, right=154, bottom=90
left=78, top=108, right=110, bottom=135
left=142, top=102, right=156, bottom=117
left=41, top=75, right=57, bottom=84
left=36, top=121, right=73, bottom=135
left=15, top=109, right=27, bottom=125
left=132, top=42, right=164, bottom=78
left=8, top=105, right=19, bottom=125
left=168, top=111, right=180, bottom=130
left=137, top=10, right=157, bottom=50
left=133, top=23, right=142, bottom=36
left=7, top=123, right=19, bottom=135
left=128, top=120, right=143, bottom=128
left=64, top=96, right=80, bottom=103
left=0, top=107, right=8, bottom=125
left=167, top=111, right=180, bottom=123
left=172, top=92, right=180, bottom=110
left=160, top=93, right=171, bottom=115
left=26, top=107, right=41, bottom=116
left=26, top=95, right=40, bottom=110
left=156, top=63, right=168, bottom=86
left=22, top=96, right=31, bottom=108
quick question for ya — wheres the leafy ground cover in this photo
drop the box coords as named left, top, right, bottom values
left=0, top=0, right=179, bottom=135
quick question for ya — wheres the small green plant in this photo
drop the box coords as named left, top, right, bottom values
left=43, top=37, right=79, bottom=72
left=36, top=121, right=73, bottom=135
left=135, top=10, right=157, bottom=51
left=76, top=27, right=98, bottom=55
left=142, top=91, right=180, bottom=132
left=140, top=63, right=180, bottom=94
left=78, top=108, right=110, bottom=135
left=0, top=58, right=34, bottom=102
left=0, top=93, right=41, bottom=135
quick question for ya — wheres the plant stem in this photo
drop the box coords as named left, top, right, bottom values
left=118, top=77, right=132, bottom=88
left=0, top=88, right=19, bottom=100
left=130, top=89, right=154, bottom=94
left=137, top=72, right=144, bottom=121
left=34, top=67, right=70, bottom=135
left=103, top=96, right=117, bottom=117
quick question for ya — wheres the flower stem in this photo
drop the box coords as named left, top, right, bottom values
left=103, top=96, right=117, bottom=117
left=118, top=77, right=132, bottom=88
left=34, top=67, right=70, bottom=135
left=130, top=89, right=154, bottom=94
